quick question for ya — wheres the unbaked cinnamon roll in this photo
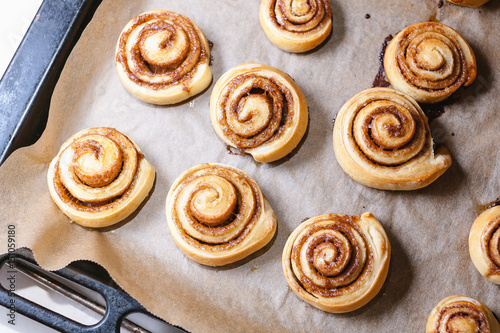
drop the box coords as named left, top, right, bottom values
left=426, top=295, right=500, bottom=333
left=282, top=213, right=390, bottom=313
left=165, top=163, right=277, bottom=266
left=115, top=10, right=212, bottom=105
left=259, top=0, right=332, bottom=53
left=47, top=127, right=155, bottom=228
left=469, top=206, right=500, bottom=285
left=332, top=87, right=451, bottom=190
left=384, top=22, right=476, bottom=104
left=210, top=63, right=308, bottom=163
left=446, top=0, right=490, bottom=7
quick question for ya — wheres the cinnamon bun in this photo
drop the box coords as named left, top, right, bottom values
left=210, top=63, right=308, bottom=163
left=47, top=127, right=155, bottom=228
left=259, top=0, right=332, bottom=53
left=165, top=163, right=277, bottom=266
left=469, top=206, right=500, bottom=284
left=282, top=213, right=390, bottom=313
left=384, top=22, right=476, bottom=104
left=446, top=0, right=490, bottom=7
left=333, top=87, right=451, bottom=190
left=115, top=10, right=212, bottom=105
left=426, top=295, right=500, bottom=333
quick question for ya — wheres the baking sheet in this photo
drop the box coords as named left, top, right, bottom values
left=1, top=0, right=499, bottom=332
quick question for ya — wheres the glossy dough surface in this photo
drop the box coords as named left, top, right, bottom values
left=282, top=213, right=391, bottom=313
left=426, top=295, right=500, bottom=333
left=165, top=163, right=277, bottom=266
left=115, top=10, right=212, bottom=105
left=469, top=206, right=500, bottom=284
left=210, top=63, right=308, bottom=163
left=259, top=0, right=332, bottom=53
left=333, top=87, right=451, bottom=190
left=446, top=0, right=490, bottom=6
left=384, top=22, right=476, bottom=104
left=47, top=127, right=155, bottom=228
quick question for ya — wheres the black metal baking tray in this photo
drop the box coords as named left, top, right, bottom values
left=0, top=0, right=104, bottom=163
left=0, top=1, right=185, bottom=331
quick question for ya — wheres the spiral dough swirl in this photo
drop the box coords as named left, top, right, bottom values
left=115, top=10, right=212, bottom=105
left=282, top=213, right=390, bottom=313
left=333, top=88, right=451, bottom=190
left=210, top=63, right=308, bottom=163
left=47, top=127, right=155, bottom=228
left=426, top=295, right=500, bottom=333
left=166, top=163, right=277, bottom=266
left=446, top=0, right=490, bottom=7
left=469, top=206, right=500, bottom=285
left=259, top=0, right=332, bottom=53
left=384, top=22, right=476, bottom=104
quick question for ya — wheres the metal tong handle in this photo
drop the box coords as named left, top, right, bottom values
left=15, top=260, right=150, bottom=333
left=0, top=249, right=164, bottom=333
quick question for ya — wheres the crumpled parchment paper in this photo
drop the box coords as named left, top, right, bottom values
left=1, top=0, right=499, bottom=332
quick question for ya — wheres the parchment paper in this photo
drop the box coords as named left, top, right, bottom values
left=1, top=0, right=499, bottom=332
